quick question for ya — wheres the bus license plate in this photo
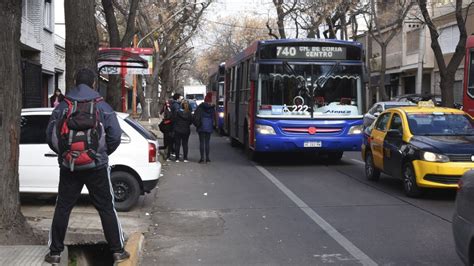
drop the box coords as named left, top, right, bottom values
left=304, top=141, right=322, bottom=148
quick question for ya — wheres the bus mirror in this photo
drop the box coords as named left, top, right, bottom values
left=250, top=63, right=259, bottom=81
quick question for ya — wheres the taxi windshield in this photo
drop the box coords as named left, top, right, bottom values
left=407, top=113, right=474, bottom=136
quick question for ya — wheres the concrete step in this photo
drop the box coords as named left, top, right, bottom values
left=0, top=246, right=68, bottom=266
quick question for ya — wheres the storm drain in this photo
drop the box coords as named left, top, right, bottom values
left=68, top=243, right=113, bottom=266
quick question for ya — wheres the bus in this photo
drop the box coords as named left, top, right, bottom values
left=207, top=62, right=225, bottom=134
left=224, top=39, right=366, bottom=160
left=463, top=35, right=474, bottom=116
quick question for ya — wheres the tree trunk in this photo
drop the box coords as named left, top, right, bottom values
left=105, top=75, right=122, bottom=111
left=379, top=44, right=389, bottom=101
left=274, top=0, right=287, bottom=39
left=440, top=74, right=455, bottom=107
left=0, top=0, right=39, bottom=244
left=65, top=0, right=99, bottom=90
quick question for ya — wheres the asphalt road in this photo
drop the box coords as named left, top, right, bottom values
left=142, top=132, right=461, bottom=266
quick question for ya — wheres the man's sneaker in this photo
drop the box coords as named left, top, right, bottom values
left=206, top=159, right=211, bottom=163
left=183, top=160, right=189, bottom=163
left=112, top=250, right=130, bottom=263
left=44, top=253, right=61, bottom=264
left=198, top=159, right=205, bottom=164
left=166, top=158, right=171, bottom=162
left=175, top=160, right=179, bottom=163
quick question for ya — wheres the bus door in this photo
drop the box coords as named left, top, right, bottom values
left=464, top=44, right=474, bottom=116
left=234, top=64, right=242, bottom=138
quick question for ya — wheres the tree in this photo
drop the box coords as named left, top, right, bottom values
left=363, top=0, right=414, bottom=101
left=65, top=0, right=99, bottom=89
left=136, top=0, right=211, bottom=117
left=192, top=16, right=271, bottom=84
left=0, top=0, right=39, bottom=244
left=99, top=0, right=140, bottom=111
left=418, top=0, right=473, bottom=107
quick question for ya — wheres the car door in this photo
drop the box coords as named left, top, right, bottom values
left=383, top=112, right=404, bottom=177
left=19, top=114, right=60, bottom=193
left=370, top=112, right=392, bottom=170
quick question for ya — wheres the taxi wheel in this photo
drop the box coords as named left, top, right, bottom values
left=365, top=152, right=380, bottom=181
left=402, top=163, right=423, bottom=197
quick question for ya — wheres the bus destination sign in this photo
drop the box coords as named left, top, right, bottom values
left=276, top=46, right=347, bottom=60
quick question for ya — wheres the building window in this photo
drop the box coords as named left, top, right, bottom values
left=43, top=0, right=52, bottom=31
left=438, top=25, right=459, bottom=54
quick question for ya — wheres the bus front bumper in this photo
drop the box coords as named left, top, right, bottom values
left=254, top=134, right=363, bottom=152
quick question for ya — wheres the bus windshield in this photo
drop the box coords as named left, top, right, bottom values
left=257, top=63, right=362, bottom=118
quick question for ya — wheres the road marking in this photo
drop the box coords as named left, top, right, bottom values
left=254, top=165, right=378, bottom=266
left=351, top=158, right=365, bottom=165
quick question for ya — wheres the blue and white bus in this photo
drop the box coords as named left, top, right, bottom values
left=224, top=39, right=366, bottom=160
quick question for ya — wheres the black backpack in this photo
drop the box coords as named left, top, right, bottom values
left=192, top=106, right=202, bottom=128
left=57, top=97, right=103, bottom=171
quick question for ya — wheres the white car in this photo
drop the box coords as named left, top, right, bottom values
left=363, top=101, right=415, bottom=128
left=19, top=108, right=161, bottom=212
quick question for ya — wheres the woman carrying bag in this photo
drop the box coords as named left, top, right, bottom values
left=194, top=92, right=215, bottom=164
left=173, top=100, right=193, bottom=162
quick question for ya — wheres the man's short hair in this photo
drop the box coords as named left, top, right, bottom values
left=75, top=68, right=96, bottom=87
left=172, top=93, right=181, bottom=101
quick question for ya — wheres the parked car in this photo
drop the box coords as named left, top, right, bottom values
left=363, top=101, right=415, bottom=128
left=362, top=101, right=474, bottom=197
left=392, top=93, right=442, bottom=106
left=453, top=170, right=474, bottom=265
left=19, top=108, right=161, bottom=211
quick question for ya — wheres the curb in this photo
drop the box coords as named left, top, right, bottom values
left=118, top=232, right=144, bottom=266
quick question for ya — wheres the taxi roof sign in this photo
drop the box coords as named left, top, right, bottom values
left=417, top=100, right=435, bottom=108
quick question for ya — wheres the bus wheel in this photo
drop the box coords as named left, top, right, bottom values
left=327, top=151, right=343, bottom=162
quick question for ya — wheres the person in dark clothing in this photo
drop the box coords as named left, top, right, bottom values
left=44, top=68, right=129, bottom=265
left=173, top=100, right=193, bottom=162
left=171, top=93, right=181, bottom=114
left=50, top=88, right=65, bottom=107
left=160, top=99, right=175, bottom=161
left=195, top=92, right=215, bottom=163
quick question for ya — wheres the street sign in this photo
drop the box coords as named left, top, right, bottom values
left=98, top=48, right=153, bottom=75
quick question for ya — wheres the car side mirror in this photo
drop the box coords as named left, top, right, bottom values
left=374, top=112, right=380, bottom=117
left=387, top=129, right=402, bottom=138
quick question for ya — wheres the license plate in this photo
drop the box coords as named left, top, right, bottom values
left=304, top=141, right=322, bottom=148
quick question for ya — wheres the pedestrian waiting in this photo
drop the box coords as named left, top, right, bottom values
left=194, top=92, right=215, bottom=164
left=44, top=68, right=129, bottom=264
left=159, top=98, right=175, bottom=161
left=173, top=100, right=193, bottom=162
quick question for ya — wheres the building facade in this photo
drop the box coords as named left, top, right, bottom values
left=360, top=0, right=474, bottom=107
left=21, top=0, right=65, bottom=108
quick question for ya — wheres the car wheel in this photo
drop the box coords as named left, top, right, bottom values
left=365, top=152, right=380, bottom=181
left=402, top=162, right=423, bottom=197
left=327, top=151, right=343, bottom=162
left=111, top=171, right=141, bottom=212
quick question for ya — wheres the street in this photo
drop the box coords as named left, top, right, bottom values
left=141, top=132, right=461, bottom=265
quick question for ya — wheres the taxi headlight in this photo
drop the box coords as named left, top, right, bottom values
left=218, top=112, right=224, bottom=118
left=256, top=124, right=276, bottom=135
left=348, top=125, right=363, bottom=135
left=421, top=151, right=449, bottom=163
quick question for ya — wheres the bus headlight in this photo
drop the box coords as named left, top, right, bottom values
left=256, top=124, right=276, bottom=135
left=348, top=125, right=363, bottom=135
left=218, top=112, right=224, bottom=118
left=421, top=151, right=449, bottom=162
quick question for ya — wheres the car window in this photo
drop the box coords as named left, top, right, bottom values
left=389, top=113, right=403, bottom=132
left=124, top=117, right=157, bottom=140
left=20, top=115, right=50, bottom=144
left=375, top=113, right=391, bottom=131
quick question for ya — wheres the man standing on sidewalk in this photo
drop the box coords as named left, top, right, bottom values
left=44, top=68, right=129, bottom=264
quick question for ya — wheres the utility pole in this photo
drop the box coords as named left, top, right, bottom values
left=416, top=24, right=425, bottom=94
left=132, top=34, right=138, bottom=117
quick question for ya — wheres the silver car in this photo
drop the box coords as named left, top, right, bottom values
left=453, top=170, right=474, bottom=265
left=363, top=101, right=415, bottom=128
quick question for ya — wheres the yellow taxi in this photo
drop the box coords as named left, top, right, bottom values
left=361, top=101, right=474, bottom=197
